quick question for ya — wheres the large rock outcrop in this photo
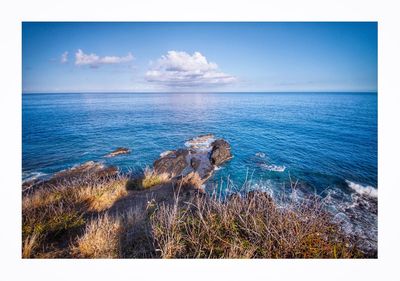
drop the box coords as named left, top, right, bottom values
left=210, top=139, right=232, bottom=166
left=153, top=134, right=232, bottom=182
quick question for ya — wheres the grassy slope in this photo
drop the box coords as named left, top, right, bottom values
left=22, top=170, right=367, bottom=258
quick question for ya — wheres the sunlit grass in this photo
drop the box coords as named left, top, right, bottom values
left=22, top=174, right=128, bottom=258
left=22, top=170, right=366, bottom=258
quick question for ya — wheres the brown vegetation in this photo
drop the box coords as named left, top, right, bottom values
left=72, top=213, right=122, bottom=258
left=22, top=174, right=128, bottom=258
left=22, top=169, right=367, bottom=259
left=151, top=191, right=364, bottom=258
left=176, top=171, right=204, bottom=190
left=126, top=167, right=170, bottom=190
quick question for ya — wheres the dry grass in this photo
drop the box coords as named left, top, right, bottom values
left=177, top=172, right=204, bottom=190
left=127, top=167, right=170, bottom=190
left=142, top=168, right=170, bottom=189
left=22, top=233, right=41, bottom=258
left=77, top=180, right=128, bottom=212
left=72, top=213, right=122, bottom=258
left=22, top=174, right=128, bottom=258
left=72, top=208, right=149, bottom=258
left=151, top=191, right=364, bottom=258
left=22, top=169, right=366, bottom=259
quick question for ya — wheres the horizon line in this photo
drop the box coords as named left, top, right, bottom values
left=22, top=90, right=378, bottom=95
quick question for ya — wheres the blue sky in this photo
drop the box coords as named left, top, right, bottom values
left=22, top=22, right=377, bottom=93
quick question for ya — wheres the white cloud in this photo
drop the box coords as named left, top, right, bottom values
left=60, top=51, right=68, bottom=63
left=75, top=49, right=134, bottom=67
left=145, top=51, right=236, bottom=87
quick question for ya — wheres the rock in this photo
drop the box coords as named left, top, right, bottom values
left=154, top=135, right=232, bottom=184
left=190, top=157, right=201, bottom=170
left=153, top=149, right=189, bottom=177
left=52, top=161, right=118, bottom=179
left=22, top=161, right=118, bottom=194
left=210, top=139, right=232, bottom=166
left=105, top=147, right=131, bottom=157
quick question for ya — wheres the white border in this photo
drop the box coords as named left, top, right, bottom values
left=1, top=0, right=400, bottom=280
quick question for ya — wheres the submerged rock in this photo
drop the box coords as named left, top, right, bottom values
left=105, top=147, right=131, bottom=157
left=154, top=134, right=232, bottom=183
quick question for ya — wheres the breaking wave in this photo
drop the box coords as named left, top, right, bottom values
left=22, top=171, right=47, bottom=183
left=346, top=180, right=377, bottom=198
left=160, top=150, right=174, bottom=158
left=184, top=134, right=216, bottom=152
left=255, top=152, right=266, bottom=158
left=260, top=163, right=286, bottom=172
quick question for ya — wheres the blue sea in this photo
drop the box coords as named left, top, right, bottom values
left=22, top=92, right=377, bottom=250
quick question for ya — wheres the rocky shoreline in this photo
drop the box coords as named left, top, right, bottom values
left=22, top=161, right=119, bottom=193
left=22, top=134, right=232, bottom=194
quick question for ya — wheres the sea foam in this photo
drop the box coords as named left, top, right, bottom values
left=160, top=150, right=174, bottom=157
left=22, top=171, right=47, bottom=183
left=346, top=180, right=377, bottom=198
left=260, top=163, right=286, bottom=172
left=184, top=134, right=216, bottom=152
left=255, top=152, right=266, bottom=158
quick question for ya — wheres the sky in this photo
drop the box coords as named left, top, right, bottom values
left=22, top=22, right=377, bottom=93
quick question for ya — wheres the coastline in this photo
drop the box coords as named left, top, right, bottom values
left=22, top=135, right=377, bottom=258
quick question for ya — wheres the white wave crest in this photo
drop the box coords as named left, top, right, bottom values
left=247, top=182, right=274, bottom=197
left=184, top=134, right=216, bottom=152
left=160, top=150, right=174, bottom=158
left=346, top=180, right=378, bottom=198
left=22, top=171, right=47, bottom=182
left=255, top=152, right=266, bottom=158
left=260, top=164, right=286, bottom=172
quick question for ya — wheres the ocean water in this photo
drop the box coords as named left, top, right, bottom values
left=22, top=92, right=377, bottom=251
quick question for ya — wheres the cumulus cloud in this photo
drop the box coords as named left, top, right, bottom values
left=60, top=51, right=68, bottom=63
left=145, top=51, right=236, bottom=87
left=75, top=49, right=134, bottom=67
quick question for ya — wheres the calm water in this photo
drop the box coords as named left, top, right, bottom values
left=22, top=92, right=378, bottom=250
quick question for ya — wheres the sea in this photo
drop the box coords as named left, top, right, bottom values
left=22, top=92, right=377, bottom=252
